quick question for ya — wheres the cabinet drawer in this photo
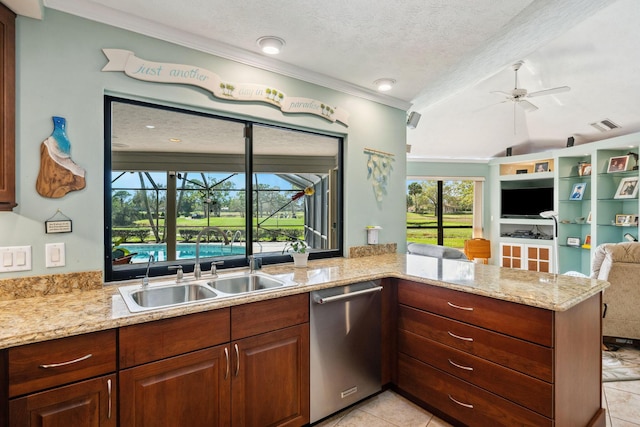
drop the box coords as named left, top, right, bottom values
left=397, top=353, right=552, bottom=427
left=399, top=305, right=552, bottom=382
left=398, top=329, right=553, bottom=417
left=397, top=279, right=553, bottom=347
left=119, top=308, right=230, bottom=368
left=9, top=330, right=116, bottom=397
left=232, top=293, right=309, bottom=340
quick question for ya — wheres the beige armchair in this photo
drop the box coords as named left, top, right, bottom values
left=591, top=242, right=640, bottom=343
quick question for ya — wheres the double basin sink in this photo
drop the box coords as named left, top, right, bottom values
left=119, top=272, right=293, bottom=312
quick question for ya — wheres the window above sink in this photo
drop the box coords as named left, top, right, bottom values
left=105, top=97, right=343, bottom=282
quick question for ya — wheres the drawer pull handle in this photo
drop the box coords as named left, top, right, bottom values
left=447, top=301, right=474, bottom=311
left=107, top=378, right=112, bottom=419
left=448, top=331, right=474, bottom=342
left=39, top=353, right=93, bottom=368
left=448, top=358, right=474, bottom=371
left=234, top=344, right=240, bottom=377
left=448, top=394, right=474, bottom=409
left=224, top=347, right=229, bottom=380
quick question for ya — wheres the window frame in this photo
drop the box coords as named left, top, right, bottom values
left=104, top=96, right=343, bottom=282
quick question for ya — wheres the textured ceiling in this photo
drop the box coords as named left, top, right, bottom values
left=12, top=0, right=636, bottom=159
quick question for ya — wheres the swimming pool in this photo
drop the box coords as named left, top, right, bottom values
left=118, top=243, right=246, bottom=263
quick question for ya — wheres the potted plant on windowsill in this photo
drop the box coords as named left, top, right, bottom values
left=283, top=240, right=309, bottom=267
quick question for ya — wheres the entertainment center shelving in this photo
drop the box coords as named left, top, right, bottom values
left=490, top=132, right=640, bottom=276
left=495, top=162, right=555, bottom=273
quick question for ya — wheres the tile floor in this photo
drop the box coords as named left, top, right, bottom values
left=314, top=347, right=640, bottom=427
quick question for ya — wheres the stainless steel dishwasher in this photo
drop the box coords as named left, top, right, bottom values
left=309, top=280, right=382, bottom=423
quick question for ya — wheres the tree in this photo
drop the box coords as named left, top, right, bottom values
left=408, top=182, right=423, bottom=213
left=445, top=181, right=474, bottom=212
left=112, top=190, right=134, bottom=226
left=136, top=173, right=164, bottom=242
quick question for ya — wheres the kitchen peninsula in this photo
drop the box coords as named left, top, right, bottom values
left=0, top=254, right=608, bottom=426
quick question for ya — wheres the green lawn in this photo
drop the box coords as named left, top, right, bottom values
left=117, top=212, right=473, bottom=249
left=136, top=214, right=305, bottom=228
left=406, top=212, right=472, bottom=249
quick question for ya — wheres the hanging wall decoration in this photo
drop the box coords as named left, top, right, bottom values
left=364, top=147, right=394, bottom=202
left=101, top=49, right=349, bottom=126
left=36, top=116, right=86, bottom=198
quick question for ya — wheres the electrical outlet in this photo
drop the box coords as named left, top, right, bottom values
left=0, top=246, right=32, bottom=272
left=46, top=243, right=65, bottom=268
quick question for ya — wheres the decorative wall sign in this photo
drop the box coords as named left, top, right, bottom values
left=102, top=49, right=349, bottom=126
left=36, top=117, right=86, bottom=198
left=45, top=209, right=73, bottom=234
left=364, top=147, right=394, bottom=202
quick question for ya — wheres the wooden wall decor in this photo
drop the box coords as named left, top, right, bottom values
left=36, top=117, right=86, bottom=198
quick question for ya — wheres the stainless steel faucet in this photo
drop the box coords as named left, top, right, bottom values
left=168, top=265, right=184, bottom=282
left=194, top=226, right=229, bottom=279
left=248, top=255, right=261, bottom=273
left=142, top=254, right=155, bottom=287
left=211, top=261, right=224, bottom=278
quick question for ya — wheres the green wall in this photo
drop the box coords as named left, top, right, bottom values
left=0, top=9, right=407, bottom=279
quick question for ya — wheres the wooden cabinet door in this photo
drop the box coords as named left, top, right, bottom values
left=232, top=324, right=309, bottom=427
left=526, top=245, right=551, bottom=273
left=119, top=345, right=230, bottom=427
left=0, top=3, right=15, bottom=211
left=500, top=243, right=523, bottom=269
left=9, top=374, right=116, bottom=427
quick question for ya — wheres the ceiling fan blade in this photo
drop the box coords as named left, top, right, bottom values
left=490, top=90, right=512, bottom=97
left=518, top=100, right=538, bottom=112
left=527, top=86, right=570, bottom=98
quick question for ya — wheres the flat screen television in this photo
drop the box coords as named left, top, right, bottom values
left=501, top=187, right=554, bottom=218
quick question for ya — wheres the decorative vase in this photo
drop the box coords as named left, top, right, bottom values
left=291, top=252, right=309, bottom=268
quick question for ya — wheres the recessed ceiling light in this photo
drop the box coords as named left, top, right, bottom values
left=169, top=138, right=182, bottom=143
left=257, top=36, right=285, bottom=55
left=145, top=125, right=155, bottom=129
left=374, top=78, right=396, bottom=92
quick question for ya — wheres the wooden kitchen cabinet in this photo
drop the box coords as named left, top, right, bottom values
left=6, top=330, right=117, bottom=427
left=120, top=346, right=230, bottom=427
left=0, top=2, right=15, bottom=211
left=395, top=279, right=604, bottom=427
left=231, top=324, right=309, bottom=427
left=231, top=293, right=310, bottom=427
left=9, top=374, right=116, bottom=427
left=119, top=294, right=310, bottom=427
left=119, top=309, right=231, bottom=427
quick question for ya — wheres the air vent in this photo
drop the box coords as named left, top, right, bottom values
left=590, top=119, right=620, bottom=132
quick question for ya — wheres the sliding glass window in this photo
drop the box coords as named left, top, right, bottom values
left=105, top=97, right=342, bottom=281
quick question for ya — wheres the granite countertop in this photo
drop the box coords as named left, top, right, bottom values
left=0, top=254, right=609, bottom=350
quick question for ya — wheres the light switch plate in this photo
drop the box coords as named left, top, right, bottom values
left=0, top=246, right=32, bottom=272
left=46, top=243, right=65, bottom=268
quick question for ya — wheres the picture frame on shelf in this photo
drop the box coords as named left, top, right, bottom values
left=566, top=237, right=580, bottom=247
left=535, top=162, right=549, bottom=173
left=607, top=155, right=630, bottom=173
left=579, top=163, right=592, bottom=176
left=614, top=177, right=639, bottom=199
left=569, top=182, right=586, bottom=200
left=615, top=214, right=639, bottom=226
left=516, top=169, right=528, bottom=174
left=582, top=235, right=591, bottom=249
left=586, top=211, right=592, bottom=224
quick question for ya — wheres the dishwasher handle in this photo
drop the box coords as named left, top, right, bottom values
left=314, top=285, right=383, bottom=304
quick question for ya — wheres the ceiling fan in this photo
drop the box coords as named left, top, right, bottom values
left=492, top=61, right=570, bottom=112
